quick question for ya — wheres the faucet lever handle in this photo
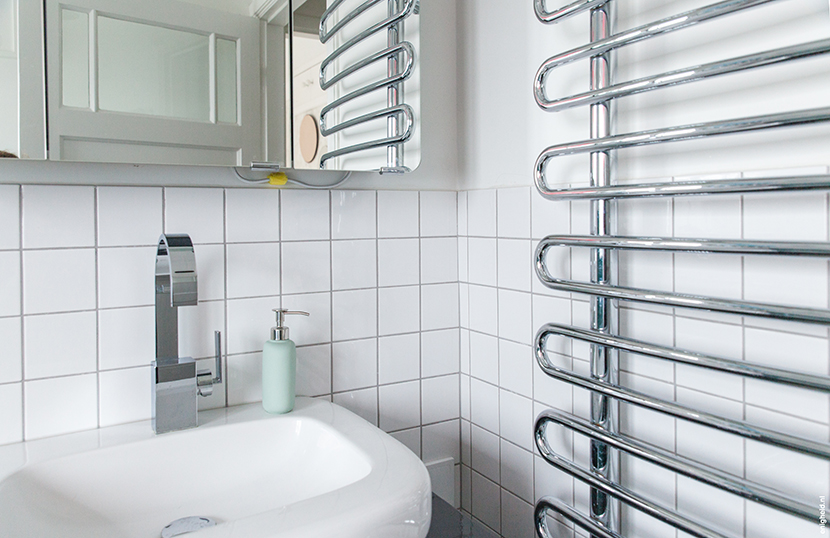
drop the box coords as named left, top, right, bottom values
left=197, top=331, right=223, bottom=397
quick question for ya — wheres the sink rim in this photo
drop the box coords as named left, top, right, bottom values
left=0, top=398, right=433, bottom=538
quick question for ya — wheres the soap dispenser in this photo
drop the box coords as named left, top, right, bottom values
left=262, top=309, right=309, bottom=414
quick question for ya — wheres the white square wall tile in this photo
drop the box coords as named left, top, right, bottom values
left=497, top=239, right=532, bottom=292
left=500, top=490, right=535, bottom=538
left=378, top=238, right=419, bottom=287
left=469, top=331, right=498, bottom=385
left=0, top=184, right=20, bottom=250
left=391, top=428, right=421, bottom=458
left=422, top=329, right=460, bottom=378
left=467, top=190, right=496, bottom=237
left=460, top=417, right=471, bottom=462
left=332, top=289, right=377, bottom=341
left=0, top=251, right=20, bottom=317
left=98, top=247, right=156, bottom=309
left=296, top=344, right=331, bottom=397
left=24, top=311, right=97, bottom=379
left=227, top=297, right=283, bottom=354
left=461, top=465, right=472, bottom=513
left=332, top=191, right=376, bottom=239
left=378, top=286, right=420, bottom=336
left=470, top=425, right=499, bottom=481
left=674, top=253, right=742, bottom=300
left=378, top=191, right=419, bottom=238
left=470, top=378, right=498, bottom=434
left=164, top=188, right=225, bottom=244
left=99, top=367, right=151, bottom=427
left=497, top=187, right=531, bottom=238
left=499, top=339, right=532, bottom=398
left=468, top=285, right=497, bottom=335
left=423, top=419, right=460, bottom=464
left=97, top=187, right=163, bottom=247
left=457, top=191, right=468, bottom=236
left=379, top=380, right=420, bottom=432
left=743, top=191, right=827, bottom=241
left=23, top=249, right=96, bottom=314
left=332, top=240, right=377, bottom=290
left=178, top=300, right=225, bottom=360
left=282, top=241, right=331, bottom=295
left=333, top=387, right=378, bottom=426
left=458, top=238, right=468, bottom=284
left=500, top=390, right=533, bottom=451
left=0, top=317, right=22, bottom=384
left=421, top=283, right=459, bottom=331
left=225, top=188, right=280, bottom=243
left=500, top=440, right=533, bottom=502
left=498, top=290, right=531, bottom=345
left=0, top=383, right=22, bottom=445
left=421, top=237, right=458, bottom=284
left=333, top=338, right=377, bottom=392
left=420, top=192, right=457, bottom=237
left=280, top=293, right=331, bottom=346
left=674, top=195, right=741, bottom=239
left=98, top=307, right=154, bottom=370
left=744, top=256, right=827, bottom=309
left=194, top=244, right=225, bottom=302
left=227, top=352, right=262, bottom=406
left=531, top=190, right=569, bottom=240
left=471, top=471, right=501, bottom=533
left=422, top=374, right=459, bottom=424
left=281, top=190, right=330, bottom=241
left=378, top=333, right=420, bottom=384
left=25, top=374, right=98, bottom=440
left=22, top=185, right=95, bottom=248
left=460, top=328, right=470, bottom=375
left=227, top=242, right=281, bottom=298
left=467, top=238, right=496, bottom=286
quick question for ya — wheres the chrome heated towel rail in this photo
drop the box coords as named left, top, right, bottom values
left=532, top=1, right=830, bottom=537
left=318, top=0, right=417, bottom=171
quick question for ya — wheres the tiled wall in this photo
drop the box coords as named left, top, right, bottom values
left=0, top=185, right=462, bottom=483
left=457, top=176, right=830, bottom=538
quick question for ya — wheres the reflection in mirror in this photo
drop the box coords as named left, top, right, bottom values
left=44, top=0, right=271, bottom=166
left=294, top=0, right=421, bottom=172
left=0, top=0, right=17, bottom=157
left=1, top=0, right=419, bottom=172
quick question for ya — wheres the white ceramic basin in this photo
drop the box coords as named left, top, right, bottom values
left=0, top=398, right=431, bottom=538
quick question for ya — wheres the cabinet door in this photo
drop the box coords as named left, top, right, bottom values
left=45, top=0, right=260, bottom=165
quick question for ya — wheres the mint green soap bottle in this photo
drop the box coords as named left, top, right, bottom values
left=262, top=309, right=309, bottom=414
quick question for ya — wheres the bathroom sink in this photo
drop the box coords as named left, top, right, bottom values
left=0, top=398, right=432, bottom=538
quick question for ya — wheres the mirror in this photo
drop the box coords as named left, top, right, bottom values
left=0, top=0, right=419, bottom=172
left=290, top=0, right=420, bottom=172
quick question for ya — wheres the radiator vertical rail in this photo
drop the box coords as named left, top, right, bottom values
left=387, top=0, right=402, bottom=169
left=589, top=3, right=619, bottom=535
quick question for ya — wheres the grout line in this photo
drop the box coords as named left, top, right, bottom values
left=93, top=187, right=101, bottom=429
left=18, top=184, right=25, bottom=441
left=223, top=188, right=230, bottom=408
left=418, top=191, right=424, bottom=458
left=329, top=191, right=334, bottom=402
left=374, top=191, right=380, bottom=426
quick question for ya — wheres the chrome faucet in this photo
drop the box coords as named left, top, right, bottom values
left=152, top=234, right=222, bottom=434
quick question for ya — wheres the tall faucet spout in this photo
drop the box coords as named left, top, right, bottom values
left=155, top=234, right=198, bottom=361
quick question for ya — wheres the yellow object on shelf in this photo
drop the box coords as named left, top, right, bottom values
left=269, top=172, right=288, bottom=186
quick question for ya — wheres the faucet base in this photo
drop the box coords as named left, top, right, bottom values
left=152, top=358, right=198, bottom=434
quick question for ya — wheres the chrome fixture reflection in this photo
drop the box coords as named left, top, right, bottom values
left=153, top=234, right=222, bottom=434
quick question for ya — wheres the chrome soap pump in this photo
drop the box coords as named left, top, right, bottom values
left=262, top=309, right=309, bottom=414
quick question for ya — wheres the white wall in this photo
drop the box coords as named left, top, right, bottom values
left=455, top=1, right=830, bottom=537
left=0, top=185, right=463, bottom=504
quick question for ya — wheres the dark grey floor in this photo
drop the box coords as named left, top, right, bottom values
left=427, top=494, right=500, bottom=538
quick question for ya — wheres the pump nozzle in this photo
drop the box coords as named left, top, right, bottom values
left=272, top=308, right=310, bottom=340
